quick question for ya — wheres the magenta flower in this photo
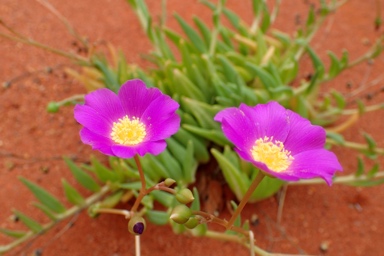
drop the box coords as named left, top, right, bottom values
left=214, top=101, right=342, bottom=185
left=74, top=79, right=180, bottom=158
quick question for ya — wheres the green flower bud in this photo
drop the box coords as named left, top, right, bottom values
left=190, top=223, right=207, bottom=237
left=164, top=178, right=176, bottom=187
left=128, top=216, right=146, bottom=235
left=170, top=204, right=192, bottom=224
left=175, top=188, right=194, bottom=205
left=184, top=217, right=199, bottom=229
left=87, top=203, right=100, bottom=218
left=47, top=102, right=60, bottom=113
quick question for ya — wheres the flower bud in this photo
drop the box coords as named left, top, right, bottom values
left=170, top=204, right=192, bottom=224
left=164, top=178, right=176, bottom=187
left=128, top=216, right=146, bottom=235
left=47, top=102, right=60, bottom=113
left=184, top=217, right=199, bottom=229
left=175, top=188, right=194, bottom=205
left=190, top=223, right=207, bottom=237
left=87, top=203, right=100, bottom=218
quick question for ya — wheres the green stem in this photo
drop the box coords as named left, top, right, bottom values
left=204, top=231, right=271, bottom=256
left=208, top=0, right=224, bottom=56
left=289, top=171, right=384, bottom=185
left=192, top=210, right=248, bottom=236
left=92, top=208, right=131, bottom=218
left=35, top=0, right=88, bottom=47
left=130, top=155, right=147, bottom=213
left=226, top=171, right=265, bottom=229
left=0, top=30, right=87, bottom=63
left=326, top=139, right=384, bottom=154
left=0, top=186, right=109, bottom=254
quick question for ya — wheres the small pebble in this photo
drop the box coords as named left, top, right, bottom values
left=251, top=214, right=259, bottom=226
left=320, top=240, right=330, bottom=253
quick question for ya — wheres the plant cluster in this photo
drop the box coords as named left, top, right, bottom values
left=1, top=0, right=384, bottom=255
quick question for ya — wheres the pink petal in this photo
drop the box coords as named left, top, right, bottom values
left=214, top=107, right=258, bottom=150
left=74, top=105, right=112, bottom=136
left=239, top=102, right=290, bottom=143
left=284, top=109, right=326, bottom=155
left=84, top=88, right=124, bottom=122
left=80, top=128, right=114, bottom=156
left=118, top=79, right=162, bottom=118
left=287, top=149, right=343, bottom=185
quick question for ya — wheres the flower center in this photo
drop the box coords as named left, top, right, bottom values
left=110, top=116, right=147, bottom=146
left=250, top=136, right=294, bottom=172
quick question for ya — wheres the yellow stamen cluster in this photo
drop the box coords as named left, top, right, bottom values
left=251, top=136, right=293, bottom=172
left=110, top=116, right=146, bottom=145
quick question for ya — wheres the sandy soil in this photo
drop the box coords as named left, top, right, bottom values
left=1, top=0, right=384, bottom=255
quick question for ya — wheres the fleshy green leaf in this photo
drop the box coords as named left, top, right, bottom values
left=190, top=187, right=201, bottom=211
left=367, top=163, right=379, bottom=178
left=12, top=210, right=43, bottom=233
left=0, top=228, right=27, bottom=239
left=306, top=45, right=325, bottom=80
left=62, top=179, right=86, bottom=206
left=19, top=177, right=66, bottom=214
left=64, top=157, right=100, bottom=192
left=355, top=157, right=364, bottom=177
left=146, top=210, right=169, bottom=225
left=90, top=156, right=119, bottom=183
left=363, top=133, right=376, bottom=152
left=326, top=132, right=345, bottom=145
left=182, top=140, right=197, bottom=184
left=211, top=148, right=249, bottom=200
left=32, top=202, right=57, bottom=220
left=173, top=127, right=209, bottom=163
left=183, top=125, right=229, bottom=146
left=151, top=190, right=175, bottom=208
left=174, top=14, right=207, bottom=53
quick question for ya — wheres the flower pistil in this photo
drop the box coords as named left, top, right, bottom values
left=251, top=136, right=293, bottom=172
left=110, top=116, right=147, bottom=145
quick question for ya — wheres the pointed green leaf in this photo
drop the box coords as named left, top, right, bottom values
left=64, top=157, right=100, bottom=192
left=12, top=210, right=43, bottom=233
left=217, top=55, right=239, bottom=84
left=183, top=125, right=229, bottom=146
left=62, top=179, right=85, bottom=206
left=182, top=140, right=197, bottom=184
left=93, top=59, right=119, bottom=92
left=146, top=210, right=169, bottom=225
left=166, top=137, right=187, bottom=165
left=193, top=16, right=211, bottom=46
left=173, top=127, right=209, bottom=163
left=0, top=228, right=27, bottom=239
left=99, top=190, right=124, bottom=209
left=331, top=90, right=346, bottom=109
left=367, top=163, right=379, bottom=178
left=151, top=190, right=175, bottom=208
left=181, top=97, right=218, bottom=129
left=32, top=202, right=57, bottom=220
left=306, top=6, right=316, bottom=29
left=212, top=148, right=249, bottom=200
left=245, top=62, right=278, bottom=90
left=174, top=14, right=207, bottom=53
left=157, top=148, right=183, bottom=176
left=90, top=156, right=119, bottom=183
left=327, top=51, right=341, bottom=78
left=190, top=187, right=201, bottom=211
left=355, top=157, right=365, bottom=177
left=172, top=69, right=207, bottom=102
left=363, top=133, right=376, bottom=152
left=19, top=177, right=66, bottom=214
left=306, top=46, right=325, bottom=79
left=146, top=154, right=174, bottom=180
left=326, top=132, right=345, bottom=145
